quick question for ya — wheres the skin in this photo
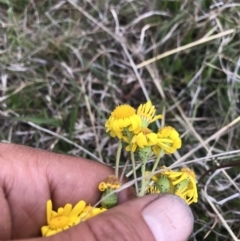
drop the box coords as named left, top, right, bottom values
left=0, top=143, right=193, bottom=241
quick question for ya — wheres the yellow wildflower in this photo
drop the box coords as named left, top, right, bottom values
left=170, top=168, right=198, bottom=205
left=125, top=127, right=158, bottom=152
left=146, top=167, right=198, bottom=205
left=153, top=126, right=182, bottom=154
left=41, top=200, right=107, bottom=237
left=137, top=101, right=162, bottom=127
left=105, top=104, right=141, bottom=140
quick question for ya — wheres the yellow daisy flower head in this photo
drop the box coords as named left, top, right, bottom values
left=148, top=167, right=198, bottom=205
left=137, top=100, right=162, bottom=127
left=105, top=104, right=142, bottom=140
left=154, top=126, right=182, bottom=154
left=171, top=167, right=198, bottom=205
left=41, top=200, right=107, bottom=237
left=41, top=199, right=86, bottom=237
left=125, top=127, right=158, bottom=152
left=163, top=167, right=198, bottom=205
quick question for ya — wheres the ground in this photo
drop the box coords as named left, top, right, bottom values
left=0, top=1, right=240, bottom=240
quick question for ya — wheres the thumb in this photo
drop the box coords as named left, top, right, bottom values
left=49, top=194, right=194, bottom=241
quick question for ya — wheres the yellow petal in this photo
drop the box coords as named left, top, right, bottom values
left=125, top=144, right=131, bottom=152
left=151, top=114, right=163, bottom=123
left=63, top=203, right=72, bottom=216
left=157, top=138, right=173, bottom=143
left=172, top=174, right=188, bottom=185
left=46, top=200, right=52, bottom=224
left=131, top=143, right=137, bottom=152
left=136, top=133, right=148, bottom=148
left=41, top=226, right=50, bottom=236
left=57, top=207, right=64, bottom=215
left=147, top=133, right=158, bottom=145
left=112, top=120, right=122, bottom=132
left=70, top=200, right=86, bottom=217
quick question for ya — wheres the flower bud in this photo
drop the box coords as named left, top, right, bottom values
left=137, top=146, right=152, bottom=163
left=98, top=175, right=121, bottom=209
left=156, top=174, right=173, bottom=193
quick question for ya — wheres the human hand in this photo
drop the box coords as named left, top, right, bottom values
left=0, top=143, right=193, bottom=241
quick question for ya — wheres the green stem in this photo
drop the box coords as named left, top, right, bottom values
left=139, top=161, right=147, bottom=196
left=115, top=140, right=122, bottom=178
left=151, top=148, right=164, bottom=175
left=130, top=151, right=139, bottom=194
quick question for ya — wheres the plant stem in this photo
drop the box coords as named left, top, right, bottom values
left=140, top=149, right=164, bottom=196
left=151, top=148, right=164, bottom=175
left=139, top=161, right=147, bottom=196
left=115, top=140, right=122, bottom=178
left=130, top=151, right=139, bottom=194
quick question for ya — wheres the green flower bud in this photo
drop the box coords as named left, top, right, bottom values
left=98, top=175, right=121, bottom=209
left=156, top=175, right=172, bottom=193
left=100, top=188, right=118, bottom=209
left=137, top=146, right=152, bottom=163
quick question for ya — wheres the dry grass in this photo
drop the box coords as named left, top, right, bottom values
left=1, top=0, right=240, bottom=240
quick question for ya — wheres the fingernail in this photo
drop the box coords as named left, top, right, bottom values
left=142, top=194, right=194, bottom=241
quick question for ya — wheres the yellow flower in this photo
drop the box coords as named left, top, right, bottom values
left=41, top=200, right=86, bottom=236
left=147, top=167, right=198, bottom=205
left=126, top=127, right=158, bottom=152
left=170, top=168, right=198, bottom=205
left=153, top=126, right=182, bottom=154
left=137, top=101, right=162, bottom=127
left=41, top=200, right=107, bottom=237
left=105, top=104, right=141, bottom=140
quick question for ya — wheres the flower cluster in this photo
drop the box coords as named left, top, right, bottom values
left=105, top=101, right=182, bottom=158
left=105, top=100, right=198, bottom=204
left=40, top=100, right=198, bottom=238
left=146, top=167, right=198, bottom=205
left=41, top=199, right=107, bottom=237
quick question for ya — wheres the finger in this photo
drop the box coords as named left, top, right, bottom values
left=0, top=143, right=134, bottom=205
left=0, top=143, right=134, bottom=239
left=29, top=194, right=194, bottom=241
